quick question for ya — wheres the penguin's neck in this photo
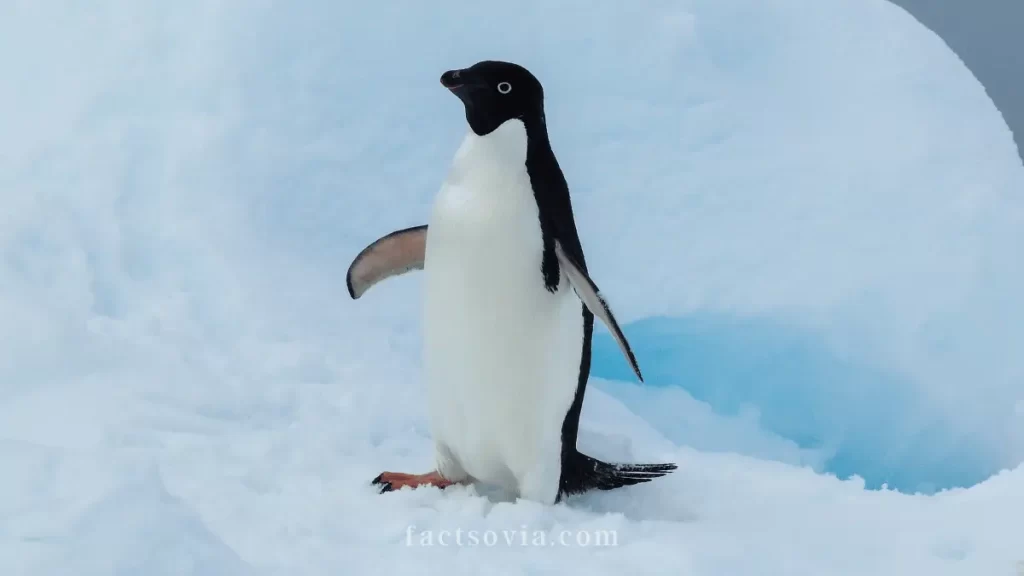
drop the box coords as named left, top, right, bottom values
left=450, top=119, right=530, bottom=180
left=435, top=118, right=537, bottom=233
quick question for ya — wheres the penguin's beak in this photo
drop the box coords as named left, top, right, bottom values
left=440, top=69, right=464, bottom=90
left=440, top=68, right=479, bottom=104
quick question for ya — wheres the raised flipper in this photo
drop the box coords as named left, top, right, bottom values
left=346, top=225, right=427, bottom=299
left=553, top=240, right=643, bottom=383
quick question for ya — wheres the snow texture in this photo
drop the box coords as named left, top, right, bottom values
left=2, top=0, right=1023, bottom=574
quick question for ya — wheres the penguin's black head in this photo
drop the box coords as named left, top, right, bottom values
left=440, top=60, right=545, bottom=136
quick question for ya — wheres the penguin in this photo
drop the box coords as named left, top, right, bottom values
left=346, top=60, right=676, bottom=504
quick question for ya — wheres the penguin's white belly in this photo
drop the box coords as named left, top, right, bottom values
left=422, top=121, right=582, bottom=498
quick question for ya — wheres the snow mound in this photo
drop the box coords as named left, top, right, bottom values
left=2, top=0, right=1023, bottom=574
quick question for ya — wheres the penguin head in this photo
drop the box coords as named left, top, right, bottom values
left=440, top=60, right=545, bottom=136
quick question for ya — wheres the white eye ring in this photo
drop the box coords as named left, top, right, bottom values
left=497, top=81, right=512, bottom=94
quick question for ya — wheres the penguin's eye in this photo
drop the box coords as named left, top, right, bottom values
left=497, top=81, right=512, bottom=95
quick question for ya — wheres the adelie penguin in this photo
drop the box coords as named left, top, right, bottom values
left=346, top=60, right=676, bottom=504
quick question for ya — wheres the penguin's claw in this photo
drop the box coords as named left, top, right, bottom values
left=371, top=473, right=394, bottom=494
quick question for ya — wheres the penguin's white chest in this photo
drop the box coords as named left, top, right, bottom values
left=422, top=120, right=582, bottom=500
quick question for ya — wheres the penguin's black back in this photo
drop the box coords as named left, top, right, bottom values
left=519, top=116, right=598, bottom=496
left=523, top=98, right=676, bottom=500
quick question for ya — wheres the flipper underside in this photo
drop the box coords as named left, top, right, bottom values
left=346, top=225, right=428, bottom=299
left=553, top=240, right=643, bottom=382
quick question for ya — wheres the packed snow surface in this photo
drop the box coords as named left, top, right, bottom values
left=2, top=0, right=1023, bottom=574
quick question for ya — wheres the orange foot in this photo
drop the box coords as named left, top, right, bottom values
left=371, top=470, right=456, bottom=494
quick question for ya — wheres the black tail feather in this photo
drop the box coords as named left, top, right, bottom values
left=559, top=451, right=677, bottom=498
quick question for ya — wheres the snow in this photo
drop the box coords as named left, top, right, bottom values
left=2, top=0, right=1023, bottom=574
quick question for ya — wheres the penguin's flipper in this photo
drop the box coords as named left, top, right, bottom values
left=346, top=225, right=428, bottom=299
left=553, top=240, right=643, bottom=382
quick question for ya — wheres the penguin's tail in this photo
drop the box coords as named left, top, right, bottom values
left=560, top=451, right=677, bottom=497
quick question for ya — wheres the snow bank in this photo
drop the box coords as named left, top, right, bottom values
left=579, top=0, right=1024, bottom=492
left=2, top=0, right=1023, bottom=574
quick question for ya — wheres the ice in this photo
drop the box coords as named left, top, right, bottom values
left=2, top=0, right=1024, bottom=574
left=586, top=0, right=1024, bottom=493
left=591, top=314, right=1006, bottom=493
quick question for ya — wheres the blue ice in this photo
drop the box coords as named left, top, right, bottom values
left=593, top=315, right=1002, bottom=493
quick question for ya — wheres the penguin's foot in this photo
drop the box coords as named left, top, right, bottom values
left=372, top=470, right=455, bottom=494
